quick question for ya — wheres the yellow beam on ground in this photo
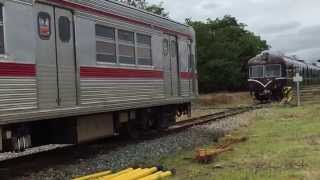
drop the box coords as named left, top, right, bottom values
left=138, top=171, right=163, bottom=180
left=109, top=168, right=143, bottom=180
left=120, top=167, right=158, bottom=180
left=72, top=170, right=112, bottom=180
left=99, top=168, right=134, bottom=180
left=138, top=171, right=173, bottom=180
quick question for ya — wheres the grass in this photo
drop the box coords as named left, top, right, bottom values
left=158, top=105, right=320, bottom=180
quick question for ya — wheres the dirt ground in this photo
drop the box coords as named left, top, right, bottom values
left=195, top=92, right=254, bottom=107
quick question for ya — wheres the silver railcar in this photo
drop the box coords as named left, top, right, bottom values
left=0, top=0, right=198, bottom=151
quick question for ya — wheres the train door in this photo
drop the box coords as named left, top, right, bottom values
left=170, top=36, right=180, bottom=97
left=35, top=4, right=77, bottom=109
left=163, top=35, right=180, bottom=97
left=187, top=41, right=194, bottom=96
left=54, top=8, right=77, bottom=107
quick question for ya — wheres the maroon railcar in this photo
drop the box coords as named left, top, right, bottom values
left=248, top=52, right=320, bottom=101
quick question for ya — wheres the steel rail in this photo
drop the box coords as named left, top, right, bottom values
left=168, top=106, right=262, bottom=131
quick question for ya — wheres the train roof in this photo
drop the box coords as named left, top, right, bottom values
left=107, top=0, right=188, bottom=28
left=34, top=0, right=194, bottom=38
left=248, top=52, right=320, bottom=70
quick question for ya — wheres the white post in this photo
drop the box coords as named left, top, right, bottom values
left=297, top=81, right=301, bottom=106
left=293, top=73, right=303, bottom=106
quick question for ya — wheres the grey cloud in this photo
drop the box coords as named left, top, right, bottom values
left=269, top=24, right=320, bottom=60
left=257, top=22, right=301, bottom=34
left=299, top=25, right=320, bottom=35
left=201, top=2, right=220, bottom=10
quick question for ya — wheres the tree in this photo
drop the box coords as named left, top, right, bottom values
left=116, top=0, right=169, bottom=17
left=187, top=15, right=269, bottom=93
left=118, top=0, right=146, bottom=9
left=145, top=2, right=169, bottom=17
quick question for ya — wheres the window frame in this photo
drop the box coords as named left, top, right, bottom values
left=170, top=40, right=177, bottom=58
left=118, top=29, right=136, bottom=65
left=249, top=65, right=264, bottom=78
left=163, top=39, right=169, bottom=56
left=265, top=64, right=282, bottom=78
left=38, top=12, right=51, bottom=40
left=136, top=33, right=152, bottom=66
left=58, top=16, right=71, bottom=43
left=95, top=24, right=117, bottom=64
left=94, top=23, right=154, bottom=67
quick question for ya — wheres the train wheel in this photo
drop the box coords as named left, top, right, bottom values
left=4, top=126, right=32, bottom=152
left=11, top=134, right=32, bottom=152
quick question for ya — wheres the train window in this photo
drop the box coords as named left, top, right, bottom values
left=118, top=30, right=134, bottom=43
left=0, top=5, right=4, bottom=54
left=38, top=12, right=51, bottom=40
left=95, top=24, right=115, bottom=40
left=118, top=30, right=135, bottom=64
left=96, top=41, right=116, bottom=63
left=137, top=34, right=152, bottom=66
left=265, top=64, right=281, bottom=77
left=170, top=40, right=177, bottom=58
left=58, top=16, right=71, bottom=42
left=95, top=24, right=116, bottom=63
left=163, top=39, right=169, bottom=56
left=249, top=65, right=263, bottom=78
left=137, top=34, right=151, bottom=45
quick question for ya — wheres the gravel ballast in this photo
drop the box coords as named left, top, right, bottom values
left=12, top=111, right=256, bottom=180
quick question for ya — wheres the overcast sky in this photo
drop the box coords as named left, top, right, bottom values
left=149, top=0, right=320, bottom=61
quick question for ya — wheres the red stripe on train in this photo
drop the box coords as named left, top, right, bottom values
left=180, top=72, right=195, bottom=79
left=0, top=62, right=36, bottom=77
left=80, top=66, right=164, bottom=79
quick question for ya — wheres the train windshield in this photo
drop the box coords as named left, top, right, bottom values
left=265, top=64, right=281, bottom=77
left=249, top=65, right=264, bottom=78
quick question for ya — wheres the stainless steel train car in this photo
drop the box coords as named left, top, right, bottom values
left=0, top=0, right=198, bottom=152
left=248, top=52, right=320, bottom=101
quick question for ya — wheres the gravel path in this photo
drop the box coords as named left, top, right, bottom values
left=8, top=110, right=257, bottom=180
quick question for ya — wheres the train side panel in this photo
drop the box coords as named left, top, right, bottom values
left=0, top=1, right=37, bottom=113
left=74, top=15, right=166, bottom=106
left=0, top=0, right=198, bottom=152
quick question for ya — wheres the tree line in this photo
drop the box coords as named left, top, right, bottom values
left=115, top=0, right=269, bottom=93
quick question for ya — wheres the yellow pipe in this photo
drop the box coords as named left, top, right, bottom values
left=138, top=171, right=163, bottom=180
left=100, top=168, right=134, bottom=180
left=72, top=170, right=112, bottom=180
left=109, top=168, right=143, bottom=180
left=122, top=167, right=158, bottom=180
left=138, top=171, right=172, bottom=180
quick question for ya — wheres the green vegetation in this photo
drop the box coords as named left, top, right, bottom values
left=117, top=0, right=169, bottom=17
left=187, top=16, right=269, bottom=93
left=159, top=105, right=320, bottom=179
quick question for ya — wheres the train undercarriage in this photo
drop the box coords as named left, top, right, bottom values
left=0, top=103, right=191, bottom=152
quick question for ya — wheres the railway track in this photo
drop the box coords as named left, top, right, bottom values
left=0, top=105, right=262, bottom=163
left=169, top=105, right=262, bottom=131
left=0, top=105, right=263, bottom=179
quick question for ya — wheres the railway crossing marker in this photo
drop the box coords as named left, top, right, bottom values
left=293, top=73, right=303, bottom=106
